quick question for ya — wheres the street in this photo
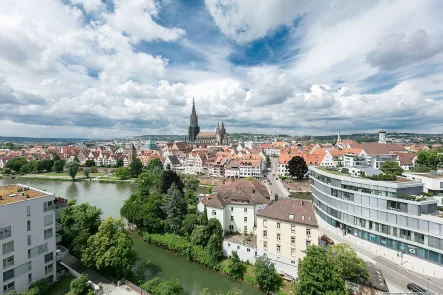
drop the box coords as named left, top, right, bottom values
left=264, top=157, right=288, bottom=200
left=320, top=222, right=443, bottom=293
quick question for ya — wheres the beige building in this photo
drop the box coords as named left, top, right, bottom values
left=257, top=199, right=318, bottom=268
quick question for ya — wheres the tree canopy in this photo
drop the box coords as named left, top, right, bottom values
left=327, top=243, right=370, bottom=282
left=147, top=157, right=163, bottom=171
left=380, top=160, right=403, bottom=176
left=81, top=218, right=136, bottom=279
left=141, top=278, right=185, bottom=295
left=227, top=251, right=245, bottom=280
left=5, top=157, right=28, bottom=173
left=163, top=183, right=187, bottom=233
left=129, top=158, right=144, bottom=177
left=254, top=255, right=281, bottom=293
left=116, top=167, right=130, bottom=180
left=287, top=156, right=308, bottom=179
left=85, top=159, right=95, bottom=167
left=65, top=161, right=79, bottom=180
left=70, top=274, right=90, bottom=295
left=416, top=150, right=443, bottom=170
left=295, top=245, right=346, bottom=295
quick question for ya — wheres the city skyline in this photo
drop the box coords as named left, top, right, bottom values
left=1, top=1, right=443, bottom=138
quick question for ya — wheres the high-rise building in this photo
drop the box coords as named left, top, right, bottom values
left=0, top=185, right=67, bottom=295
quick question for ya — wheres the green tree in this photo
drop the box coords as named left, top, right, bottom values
left=81, top=218, right=136, bottom=279
left=201, top=207, right=208, bottom=225
left=60, top=202, right=102, bottom=257
left=287, top=156, right=308, bottom=179
left=227, top=251, right=245, bottom=279
left=129, top=158, right=143, bottom=177
left=380, top=160, right=403, bottom=176
left=254, top=255, right=281, bottom=293
left=85, top=159, right=95, bottom=167
left=20, top=164, right=31, bottom=174
left=137, top=172, right=157, bottom=196
left=327, top=243, right=370, bottom=282
left=53, top=160, right=65, bottom=172
left=116, top=167, right=130, bottom=180
left=158, top=168, right=184, bottom=194
left=416, top=150, right=443, bottom=170
left=207, top=234, right=222, bottom=262
left=182, top=174, right=199, bottom=192
left=70, top=274, right=89, bottom=295
left=295, top=245, right=346, bottom=295
left=3, top=167, right=12, bottom=175
left=163, top=183, right=187, bottom=233
left=28, top=278, right=50, bottom=294
left=265, top=155, right=271, bottom=167
left=181, top=214, right=199, bottom=236
left=116, top=158, right=124, bottom=168
left=191, top=225, right=210, bottom=246
left=66, top=161, right=80, bottom=180
left=120, top=193, right=165, bottom=233
left=147, top=157, right=163, bottom=171
left=42, top=159, right=54, bottom=171
left=5, top=157, right=28, bottom=173
left=83, top=168, right=91, bottom=179
left=141, top=277, right=185, bottom=295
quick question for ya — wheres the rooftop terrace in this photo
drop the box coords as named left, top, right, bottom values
left=315, top=166, right=417, bottom=183
left=0, top=185, right=49, bottom=205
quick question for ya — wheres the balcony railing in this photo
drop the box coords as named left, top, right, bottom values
left=56, top=222, right=62, bottom=232
left=0, top=231, right=11, bottom=240
left=56, top=233, right=62, bottom=244
left=44, top=205, right=54, bottom=212
left=44, top=232, right=53, bottom=240
left=56, top=245, right=69, bottom=261
left=55, top=210, right=61, bottom=219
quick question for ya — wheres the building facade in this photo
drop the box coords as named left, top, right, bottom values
left=310, top=166, right=443, bottom=265
left=0, top=185, right=66, bottom=295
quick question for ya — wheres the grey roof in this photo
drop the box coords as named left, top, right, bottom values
left=359, top=167, right=383, bottom=176
left=257, top=199, right=318, bottom=227
left=167, top=155, right=181, bottom=165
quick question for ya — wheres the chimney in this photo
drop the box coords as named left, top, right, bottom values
left=301, top=200, right=303, bottom=206
left=252, top=189, right=255, bottom=194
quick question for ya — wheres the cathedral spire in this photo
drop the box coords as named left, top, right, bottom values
left=191, top=98, right=196, bottom=115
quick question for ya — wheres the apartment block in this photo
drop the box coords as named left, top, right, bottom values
left=0, top=184, right=66, bottom=295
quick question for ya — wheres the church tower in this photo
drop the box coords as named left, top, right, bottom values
left=188, top=98, right=200, bottom=142
left=378, top=127, right=386, bottom=144
left=337, top=130, right=342, bottom=145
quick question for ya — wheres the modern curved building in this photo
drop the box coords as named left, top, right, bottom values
left=310, top=166, right=443, bottom=265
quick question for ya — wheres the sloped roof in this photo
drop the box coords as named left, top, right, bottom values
left=167, top=155, right=181, bottom=165
left=349, top=143, right=406, bottom=155
left=393, top=152, right=417, bottom=165
left=257, top=199, right=318, bottom=227
left=197, top=131, right=216, bottom=137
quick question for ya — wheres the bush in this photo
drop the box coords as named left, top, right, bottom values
left=70, top=274, right=89, bottom=295
left=3, top=168, right=11, bottom=175
left=28, top=278, right=50, bottom=294
left=141, top=277, right=184, bottom=295
left=142, top=232, right=220, bottom=269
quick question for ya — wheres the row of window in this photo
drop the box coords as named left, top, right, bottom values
left=263, top=241, right=310, bottom=255
left=263, top=220, right=311, bottom=234
left=1, top=214, right=54, bottom=243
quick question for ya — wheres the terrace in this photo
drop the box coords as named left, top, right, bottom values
left=225, top=234, right=257, bottom=248
left=0, top=185, right=47, bottom=205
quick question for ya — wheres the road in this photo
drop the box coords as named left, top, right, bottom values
left=320, top=224, right=443, bottom=293
left=265, top=157, right=288, bottom=200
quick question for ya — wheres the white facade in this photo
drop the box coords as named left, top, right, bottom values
left=239, top=162, right=263, bottom=178
left=0, top=185, right=61, bottom=295
left=404, top=172, right=443, bottom=201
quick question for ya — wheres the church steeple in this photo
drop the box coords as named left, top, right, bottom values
left=188, top=98, right=200, bottom=142
left=337, top=130, right=342, bottom=144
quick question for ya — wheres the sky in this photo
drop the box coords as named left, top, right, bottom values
left=1, top=0, right=443, bottom=138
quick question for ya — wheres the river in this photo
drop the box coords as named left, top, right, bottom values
left=0, top=178, right=263, bottom=295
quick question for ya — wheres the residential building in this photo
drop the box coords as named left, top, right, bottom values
left=0, top=184, right=66, bottom=295
left=404, top=172, right=443, bottom=205
left=164, top=155, right=181, bottom=171
left=310, top=166, right=443, bottom=265
left=201, top=180, right=270, bottom=234
left=256, top=199, right=318, bottom=274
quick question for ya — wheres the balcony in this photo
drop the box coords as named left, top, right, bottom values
left=56, top=245, right=69, bottom=261
left=44, top=204, right=54, bottom=212
left=55, top=210, right=61, bottom=220
left=56, top=222, right=62, bottom=232
left=56, top=233, right=62, bottom=244
left=55, top=197, right=68, bottom=210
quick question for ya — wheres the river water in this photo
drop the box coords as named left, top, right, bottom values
left=0, top=178, right=263, bottom=295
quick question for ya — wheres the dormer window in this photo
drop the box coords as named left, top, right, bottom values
left=301, top=216, right=305, bottom=221
left=289, top=214, right=294, bottom=220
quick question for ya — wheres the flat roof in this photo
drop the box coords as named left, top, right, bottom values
left=0, top=184, right=52, bottom=205
left=405, top=172, right=443, bottom=179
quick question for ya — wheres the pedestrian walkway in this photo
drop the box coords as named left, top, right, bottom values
left=318, top=218, right=443, bottom=278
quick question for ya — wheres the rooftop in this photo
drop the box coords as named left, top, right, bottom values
left=257, top=198, right=318, bottom=227
left=0, top=184, right=51, bottom=205
left=315, top=166, right=417, bottom=183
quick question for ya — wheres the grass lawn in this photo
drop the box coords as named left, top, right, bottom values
left=290, top=193, right=313, bottom=202
left=46, top=275, right=75, bottom=295
left=37, top=172, right=69, bottom=177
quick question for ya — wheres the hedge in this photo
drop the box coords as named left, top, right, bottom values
left=142, top=233, right=220, bottom=270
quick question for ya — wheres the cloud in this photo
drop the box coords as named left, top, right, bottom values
left=70, top=0, right=104, bottom=13
left=366, top=30, right=443, bottom=71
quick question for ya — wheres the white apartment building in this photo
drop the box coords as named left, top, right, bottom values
left=256, top=199, right=319, bottom=276
left=238, top=160, right=263, bottom=178
left=404, top=172, right=443, bottom=205
left=200, top=180, right=270, bottom=235
left=184, top=153, right=205, bottom=175
left=1, top=184, right=66, bottom=295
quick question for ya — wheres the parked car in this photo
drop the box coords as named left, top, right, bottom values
left=407, top=283, right=427, bottom=293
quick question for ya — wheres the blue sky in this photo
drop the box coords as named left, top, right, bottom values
left=1, top=0, right=443, bottom=137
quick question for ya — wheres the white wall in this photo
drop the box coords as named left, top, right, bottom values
left=224, top=204, right=255, bottom=234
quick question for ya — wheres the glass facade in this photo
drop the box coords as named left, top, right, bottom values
left=311, top=168, right=443, bottom=266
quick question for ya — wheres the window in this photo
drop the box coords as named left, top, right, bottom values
left=291, top=225, right=295, bottom=233
left=306, top=240, right=311, bottom=247
left=44, top=201, right=54, bottom=212
left=231, top=216, right=234, bottom=221
left=244, top=217, right=247, bottom=222
left=231, top=207, right=233, bottom=212
left=212, top=210, right=216, bottom=216
left=229, top=225, right=233, bottom=231
left=3, top=256, right=14, bottom=268
left=247, top=248, right=250, bottom=252
left=291, top=260, right=295, bottom=265
left=237, top=246, right=240, bottom=250
left=44, top=215, right=53, bottom=226
left=28, top=273, right=32, bottom=284
left=2, top=241, right=14, bottom=255
left=306, top=229, right=311, bottom=236
left=45, top=252, right=54, bottom=263
left=44, top=228, right=53, bottom=240
left=263, top=230, right=267, bottom=238
left=27, top=220, right=31, bottom=231
left=263, top=241, right=267, bottom=249
left=291, top=236, right=295, bottom=244
left=277, top=234, right=281, bottom=241
left=28, top=235, right=31, bottom=246
left=244, top=208, right=247, bottom=213
left=276, top=245, right=281, bottom=252
left=244, top=226, right=247, bottom=232
left=27, top=205, right=31, bottom=217
left=0, top=226, right=12, bottom=240
left=277, top=223, right=280, bottom=229
left=45, top=264, right=54, bottom=275
left=291, top=248, right=295, bottom=257
left=3, top=281, right=14, bottom=292
left=3, top=269, right=14, bottom=281
left=263, top=220, right=267, bottom=228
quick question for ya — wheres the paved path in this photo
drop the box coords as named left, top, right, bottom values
left=264, top=157, right=289, bottom=200
left=318, top=218, right=443, bottom=293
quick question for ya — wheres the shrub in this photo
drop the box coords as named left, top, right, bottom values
left=70, top=274, right=89, bottom=295
left=28, top=278, right=50, bottom=295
